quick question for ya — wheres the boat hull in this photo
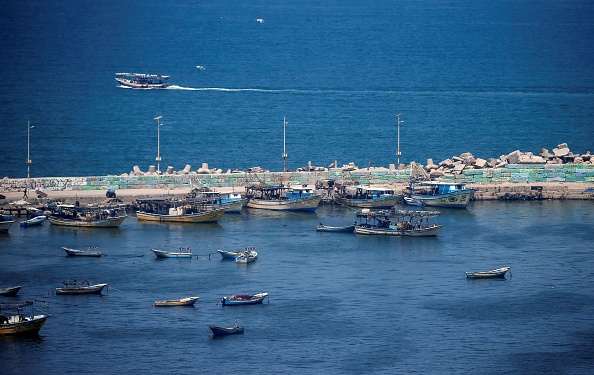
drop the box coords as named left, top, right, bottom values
left=0, top=286, right=22, bottom=297
left=217, top=250, right=240, bottom=259
left=20, top=216, right=46, bottom=227
left=136, top=209, right=225, bottom=223
left=222, top=293, right=268, bottom=306
left=354, top=224, right=443, bottom=237
left=154, top=297, right=199, bottom=307
left=209, top=326, right=244, bottom=336
left=466, top=267, right=511, bottom=279
left=0, top=221, right=15, bottom=232
left=334, top=194, right=403, bottom=208
left=316, top=225, right=355, bottom=233
left=62, top=247, right=102, bottom=257
left=0, top=315, right=48, bottom=336
left=246, top=195, right=322, bottom=211
left=55, top=283, right=108, bottom=295
left=411, top=191, right=475, bottom=208
left=152, top=249, right=192, bottom=258
left=47, top=215, right=126, bottom=228
left=115, top=78, right=170, bottom=89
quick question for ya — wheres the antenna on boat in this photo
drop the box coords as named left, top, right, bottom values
left=396, top=113, right=404, bottom=167
left=282, top=116, right=288, bottom=173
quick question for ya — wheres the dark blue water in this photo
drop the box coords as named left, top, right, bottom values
left=1, top=201, right=594, bottom=373
left=1, top=0, right=593, bottom=178
left=1, top=1, right=594, bottom=373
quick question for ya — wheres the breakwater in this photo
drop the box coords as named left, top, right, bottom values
left=1, top=164, right=594, bottom=202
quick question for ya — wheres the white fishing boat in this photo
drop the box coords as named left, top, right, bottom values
left=115, top=73, right=171, bottom=89
left=0, top=301, right=50, bottom=336
left=334, top=185, right=403, bottom=208
left=55, top=280, right=108, bottom=295
left=20, top=215, right=46, bottom=227
left=152, top=247, right=192, bottom=258
left=236, top=248, right=258, bottom=264
left=403, top=181, right=476, bottom=208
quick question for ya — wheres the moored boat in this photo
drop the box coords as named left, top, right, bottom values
left=333, top=185, right=403, bottom=208
left=47, top=204, right=127, bottom=228
left=245, top=185, right=322, bottom=212
left=221, top=292, right=269, bottom=306
left=316, top=223, right=355, bottom=233
left=209, top=323, right=244, bottom=336
left=0, top=214, right=15, bottom=233
left=0, top=286, right=22, bottom=297
left=403, top=180, right=476, bottom=209
left=55, top=280, right=108, bottom=295
left=0, top=301, right=50, bottom=336
left=188, top=190, right=247, bottom=213
left=136, top=197, right=226, bottom=223
left=20, top=215, right=46, bottom=227
left=62, top=246, right=103, bottom=257
left=404, top=197, right=424, bottom=207
left=354, top=209, right=443, bottom=237
left=465, top=266, right=511, bottom=280
left=217, top=246, right=257, bottom=260
left=115, top=72, right=171, bottom=89
left=154, top=296, right=199, bottom=307
left=152, top=247, right=192, bottom=258
left=235, top=248, right=258, bottom=264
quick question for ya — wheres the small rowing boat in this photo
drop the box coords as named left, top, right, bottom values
left=465, top=266, right=511, bottom=279
left=20, top=215, right=46, bottom=227
left=152, top=247, right=192, bottom=258
left=63, top=246, right=103, bottom=257
left=316, top=223, right=355, bottom=233
left=209, top=323, right=244, bottom=336
left=154, top=296, right=199, bottom=307
left=221, top=292, right=269, bottom=306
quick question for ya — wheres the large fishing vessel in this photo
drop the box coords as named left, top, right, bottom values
left=115, top=73, right=171, bottom=89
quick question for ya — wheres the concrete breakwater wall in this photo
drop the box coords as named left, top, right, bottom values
left=2, top=164, right=594, bottom=201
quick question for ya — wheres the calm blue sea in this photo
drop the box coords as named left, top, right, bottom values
left=1, top=1, right=594, bottom=374
left=1, top=0, right=593, bottom=178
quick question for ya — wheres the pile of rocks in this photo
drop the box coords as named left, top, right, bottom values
left=424, top=143, right=592, bottom=178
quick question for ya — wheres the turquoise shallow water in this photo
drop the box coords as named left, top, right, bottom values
left=1, top=200, right=593, bottom=373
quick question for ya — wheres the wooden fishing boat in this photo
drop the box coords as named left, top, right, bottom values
left=354, top=209, right=443, bottom=237
left=221, top=292, right=269, bottom=306
left=154, top=296, right=199, bottom=307
left=0, top=286, right=22, bottom=297
left=152, top=247, right=192, bottom=258
left=0, top=214, right=15, bottom=233
left=0, top=301, right=49, bottom=336
left=209, top=323, right=244, bottom=336
left=235, top=248, right=258, bottom=264
left=316, top=223, right=355, bottom=233
left=47, top=204, right=127, bottom=228
left=62, top=246, right=103, bottom=257
left=403, top=181, right=476, bottom=209
left=465, top=266, right=511, bottom=280
left=333, top=185, right=403, bottom=208
left=244, top=185, right=322, bottom=212
left=136, top=197, right=226, bottom=223
left=188, top=190, right=247, bottom=213
left=20, top=215, right=46, bottom=227
left=55, top=280, right=108, bottom=295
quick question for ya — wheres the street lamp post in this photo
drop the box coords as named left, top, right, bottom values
left=282, top=116, right=288, bottom=173
left=154, top=116, right=163, bottom=173
left=396, top=113, right=404, bottom=166
left=27, top=121, right=34, bottom=179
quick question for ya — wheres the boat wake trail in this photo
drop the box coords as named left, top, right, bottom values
left=167, top=85, right=323, bottom=93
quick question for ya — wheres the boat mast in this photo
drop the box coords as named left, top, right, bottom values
left=282, top=116, right=288, bottom=174
left=27, top=121, right=34, bottom=180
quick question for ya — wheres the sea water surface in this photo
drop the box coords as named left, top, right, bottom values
left=1, top=201, right=593, bottom=374
left=1, top=1, right=594, bottom=374
left=0, top=0, right=593, bottom=178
